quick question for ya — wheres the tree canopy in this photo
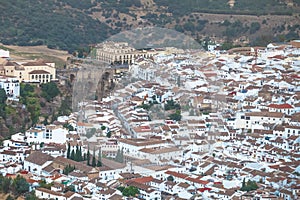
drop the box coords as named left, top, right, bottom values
left=41, top=82, right=60, bottom=102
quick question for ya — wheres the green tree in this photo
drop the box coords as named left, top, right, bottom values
left=117, top=186, right=125, bottom=192
left=106, top=131, right=111, bottom=138
left=6, top=195, right=14, bottom=200
left=250, top=22, right=261, bottom=34
left=63, top=124, right=74, bottom=131
left=115, top=148, right=124, bottom=163
left=1, top=177, right=11, bottom=193
left=122, top=186, right=140, bottom=197
left=41, top=82, right=60, bottom=102
left=75, top=145, right=80, bottom=161
left=39, top=180, right=53, bottom=189
left=242, top=178, right=246, bottom=188
left=92, top=147, right=96, bottom=167
left=25, top=191, right=39, bottom=200
left=87, top=144, right=90, bottom=166
left=97, top=148, right=102, bottom=167
left=177, top=75, right=181, bottom=87
left=79, top=146, right=83, bottom=161
left=70, top=149, right=75, bottom=160
left=167, top=175, right=174, bottom=182
left=240, top=179, right=258, bottom=191
left=0, top=88, right=7, bottom=104
left=63, top=164, right=75, bottom=175
left=168, top=110, right=182, bottom=121
left=164, top=100, right=181, bottom=111
left=12, top=175, right=29, bottom=195
left=0, top=88, right=7, bottom=118
left=67, top=143, right=71, bottom=159
left=64, top=184, right=75, bottom=192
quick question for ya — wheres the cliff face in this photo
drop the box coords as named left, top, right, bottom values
left=0, top=105, right=32, bottom=138
left=0, top=81, right=73, bottom=140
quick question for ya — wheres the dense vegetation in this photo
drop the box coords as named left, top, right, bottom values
left=117, top=186, right=140, bottom=197
left=0, top=0, right=299, bottom=52
left=0, top=0, right=111, bottom=52
left=155, top=0, right=299, bottom=16
left=0, top=174, right=37, bottom=199
left=164, top=100, right=182, bottom=121
left=0, top=81, right=72, bottom=139
left=240, top=178, right=259, bottom=192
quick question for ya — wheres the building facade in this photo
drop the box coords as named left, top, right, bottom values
left=25, top=124, right=68, bottom=144
left=0, top=59, right=56, bottom=83
left=95, top=42, right=156, bottom=65
left=0, top=76, right=20, bottom=101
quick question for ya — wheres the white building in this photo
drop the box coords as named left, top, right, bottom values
left=137, top=147, right=183, bottom=164
left=23, top=151, right=54, bottom=175
left=0, top=76, right=20, bottom=101
left=235, top=112, right=284, bottom=130
left=0, top=49, right=9, bottom=58
left=25, top=124, right=68, bottom=144
left=118, top=138, right=170, bottom=157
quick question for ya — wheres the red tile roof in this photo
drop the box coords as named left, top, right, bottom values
left=165, top=171, right=189, bottom=179
left=129, top=176, right=153, bottom=184
left=268, top=103, right=293, bottom=109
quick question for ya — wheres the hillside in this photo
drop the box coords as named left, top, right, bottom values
left=0, top=0, right=300, bottom=52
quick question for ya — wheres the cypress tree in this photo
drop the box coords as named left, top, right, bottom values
left=75, top=145, right=79, bottom=161
left=87, top=144, right=90, bottom=166
left=92, top=147, right=96, bottom=167
left=67, top=143, right=71, bottom=159
left=120, top=148, right=124, bottom=163
left=115, top=148, right=124, bottom=163
left=97, top=148, right=102, bottom=167
left=242, top=178, right=246, bottom=188
left=70, top=149, right=75, bottom=160
left=79, top=146, right=83, bottom=161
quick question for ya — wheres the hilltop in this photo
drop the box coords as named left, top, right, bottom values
left=0, top=0, right=300, bottom=52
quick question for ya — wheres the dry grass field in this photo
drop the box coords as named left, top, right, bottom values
left=0, top=44, right=71, bottom=68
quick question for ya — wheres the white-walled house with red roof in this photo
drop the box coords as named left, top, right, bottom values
left=267, top=103, right=295, bottom=115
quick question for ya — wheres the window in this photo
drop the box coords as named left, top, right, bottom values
left=45, top=133, right=52, bottom=139
left=246, top=116, right=250, bottom=120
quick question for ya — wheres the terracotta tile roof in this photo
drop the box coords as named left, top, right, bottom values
left=52, top=156, right=94, bottom=173
left=36, top=187, right=63, bottom=196
left=268, top=103, right=293, bottom=109
left=28, top=70, right=50, bottom=74
left=165, top=171, right=189, bottom=179
left=25, top=151, right=54, bottom=166
left=130, top=176, right=153, bottom=184
left=245, top=112, right=284, bottom=118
